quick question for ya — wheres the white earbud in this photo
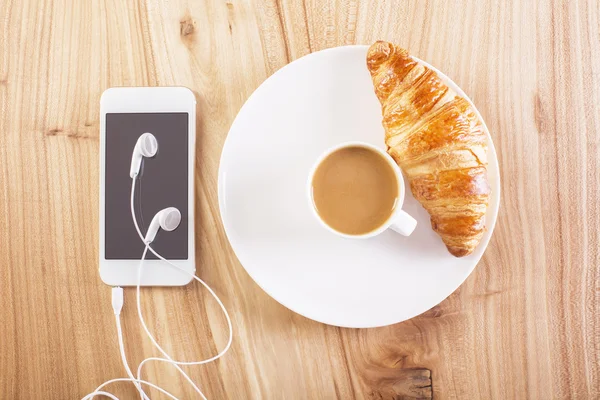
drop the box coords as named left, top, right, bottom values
left=130, top=133, right=158, bottom=178
left=144, top=207, right=181, bottom=244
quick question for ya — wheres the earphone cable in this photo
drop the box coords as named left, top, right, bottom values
left=82, top=165, right=233, bottom=400
left=112, top=286, right=149, bottom=400
left=83, top=377, right=180, bottom=400
left=130, top=174, right=233, bottom=395
left=131, top=174, right=207, bottom=399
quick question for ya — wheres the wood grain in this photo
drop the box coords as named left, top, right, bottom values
left=0, top=0, right=598, bottom=399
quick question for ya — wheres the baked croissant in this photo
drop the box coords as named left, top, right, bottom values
left=366, top=41, right=490, bottom=257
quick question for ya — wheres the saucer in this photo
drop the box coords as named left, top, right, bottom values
left=218, top=45, right=500, bottom=328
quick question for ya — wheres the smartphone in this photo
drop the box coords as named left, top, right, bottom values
left=99, top=87, right=196, bottom=286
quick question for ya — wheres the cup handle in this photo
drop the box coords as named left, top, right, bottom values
left=389, top=210, right=417, bottom=236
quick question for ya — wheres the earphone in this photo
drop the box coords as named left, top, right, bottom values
left=84, top=133, right=232, bottom=400
left=130, top=132, right=158, bottom=178
left=144, top=207, right=181, bottom=244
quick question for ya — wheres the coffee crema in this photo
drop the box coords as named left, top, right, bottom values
left=311, top=146, right=398, bottom=235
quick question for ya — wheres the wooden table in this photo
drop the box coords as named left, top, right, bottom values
left=1, top=0, right=598, bottom=398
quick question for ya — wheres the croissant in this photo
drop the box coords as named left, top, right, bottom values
left=366, top=41, right=490, bottom=257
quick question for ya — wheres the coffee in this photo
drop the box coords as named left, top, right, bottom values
left=311, top=145, right=399, bottom=235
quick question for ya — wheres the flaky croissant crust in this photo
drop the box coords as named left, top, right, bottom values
left=367, top=41, right=490, bottom=257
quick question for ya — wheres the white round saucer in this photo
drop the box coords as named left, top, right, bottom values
left=218, top=45, right=500, bottom=328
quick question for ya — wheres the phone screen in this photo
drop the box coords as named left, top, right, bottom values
left=105, top=113, right=189, bottom=260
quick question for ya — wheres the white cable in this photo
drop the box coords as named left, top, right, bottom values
left=82, top=377, right=180, bottom=400
left=135, top=249, right=234, bottom=366
left=131, top=176, right=206, bottom=399
left=130, top=174, right=233, bottom=397
left=136, top=247, right=207, bottom=400
left=110, top=287, right=149, bottom=400
left=85, top=156, right=233, bottom=400
left=84, top=391, right=120, bottom=400
left=131, top=175, right=233, bottom=364
left=115, top=314, right=149, bottom=400
left=80, top=305, right=184, bottom=400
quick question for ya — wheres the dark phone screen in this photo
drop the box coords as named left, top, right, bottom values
left=105, top=113, right=188, bottom=260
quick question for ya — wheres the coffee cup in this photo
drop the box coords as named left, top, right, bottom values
left=308, top=141, right=417, bottom=238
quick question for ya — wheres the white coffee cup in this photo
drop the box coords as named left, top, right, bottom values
left=308, top=141, right=417, bottom=238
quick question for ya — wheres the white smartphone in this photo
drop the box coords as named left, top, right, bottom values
left=99, top=87, right=196, bottom=286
